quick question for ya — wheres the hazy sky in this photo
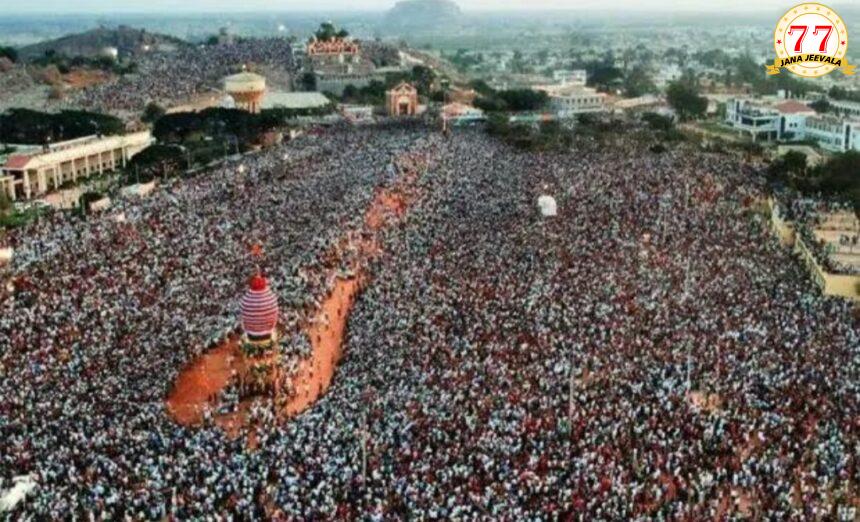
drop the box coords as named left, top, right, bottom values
left=4, top=0, right=807, bottom=13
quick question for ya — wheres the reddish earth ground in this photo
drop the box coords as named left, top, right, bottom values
left=285, top=276, right=360, bottom=417
left=165, top=152, right=427, bottom=438
left=63, top=69, right=112, bottom=89
left=166, top=340, right=239, bottom=426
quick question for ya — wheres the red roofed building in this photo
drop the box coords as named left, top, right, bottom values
left=774, top=99, right=815, bottom=115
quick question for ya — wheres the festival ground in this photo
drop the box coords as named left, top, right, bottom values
left=166, top=152, right=418, bottom=440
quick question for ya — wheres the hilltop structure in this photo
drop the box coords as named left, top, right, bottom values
left=384, top=0, right=463, bottom=31
left=302, top=23, right=404, bottom=96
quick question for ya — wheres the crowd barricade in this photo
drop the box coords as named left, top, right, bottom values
left=769, top=198, right=860, bottom=300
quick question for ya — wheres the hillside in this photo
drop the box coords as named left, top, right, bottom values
left=383, top=0, right=463, bottom=31
left=18, top=26, right=188, bottom=61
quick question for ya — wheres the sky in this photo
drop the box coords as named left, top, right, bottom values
left=1, top=0, right=814, bottom=14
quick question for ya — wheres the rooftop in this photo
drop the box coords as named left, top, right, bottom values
left=262, top=92, right=331, bottom=110
left=774, top=99, right=814, bottom=114
left=1, top=132, right=153, bottom=171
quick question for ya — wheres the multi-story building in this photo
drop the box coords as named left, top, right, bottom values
left=552, top=70, right=587, bottom=87
left=829, top=99, right=860, bottom=118
left=538, top=83, right=607, bottom=118
left=548, top=87, right=607, bottom=117
left=0, top=132, right=152, bottom=201
left=724, top=98, right=780, bottom=141
left=725, top=96, right=860, bottom=152
left=724, top=98, right=815, bottom=142
left=803, top=115, right=860, bottom=152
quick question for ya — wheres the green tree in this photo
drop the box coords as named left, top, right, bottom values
left=299, top=72, right=317, bottom=92
left=586, top=60, right=623, bottom=92
left=0, top=109, right=123, bottom=144
left=0, top=46, right=17, bottom=63
left=666, top=81, right=707, bottom=122
left=314, top=22, right=348, bottom=41
left=469, top=79, right=495, bottom=97
left=809, top=99, right=830, bottom=114
left=142, top=102, right=166, bottom=124
left=409, top=65, right=436, bottom=96
left=769, top=150, right=808, bottom=188
left=496, top=89, right=549, bottom=112
left=128, top=144, right=185, bottom=181
left=641, top=112, right=674, bottom=132
left=623, top=65, right=656, bottom=98
left=813, top=151, right=860, bottom=208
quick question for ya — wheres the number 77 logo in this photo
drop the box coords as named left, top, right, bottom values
left=788, top=24, right=833, bottom=53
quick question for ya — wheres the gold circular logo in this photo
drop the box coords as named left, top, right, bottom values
left=774, top=3, right=848, bottom=77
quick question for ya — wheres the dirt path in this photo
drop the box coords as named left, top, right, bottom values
left=166, top=340, right=239, bottom=425
left=165, top=147, right=431, bottom=437
left=284, top=277, right=361, bottom=417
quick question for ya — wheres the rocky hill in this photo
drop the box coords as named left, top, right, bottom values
left=383, top=0, right=463, bottom=31
left=18, top=26, right=187, bottom=61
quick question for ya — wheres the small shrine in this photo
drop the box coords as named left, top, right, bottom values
left=386, top=82, right=419, bottom=117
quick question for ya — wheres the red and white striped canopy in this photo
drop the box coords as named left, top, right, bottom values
left=240, top=275, right=279, bottom=338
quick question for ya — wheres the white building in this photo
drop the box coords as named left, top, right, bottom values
left=539, top=84, right=607, bottom=118
left=0, top=132, right=152, bottom=201
left=262, top=91, right=331, bottom=111
left=829, top=99, right=860, bottom=119
left=340, top=105, right=375, bottom=123
left=803, top=115, right=860, bottom=153
left=725, top=98, right=780, bottom=141
left=552, top=69, right=587, bottom=87
left=724, top=98, right=814, bottom=142
left=725, top=96, right=860, bottom=152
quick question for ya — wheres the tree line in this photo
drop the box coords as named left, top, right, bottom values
left=0, top=109, right=125, bottom=145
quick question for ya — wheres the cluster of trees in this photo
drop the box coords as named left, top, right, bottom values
left=828, top=86, right=860, bottom=103
left=127, top=144, right=187, bottom=183
left=153, top=108, right=275, bottom=146
left=31, top=50, right=137, bottom=75
left=666, top=77, right=707, bottom=122
left=338, top=81, right=387, bottom=105
left=622, top=65, right=657, bottom=98
left=446, top=49, right=483, bottom=72
left=473, top=84, right=549, bottom=113
left=723, top=54, right=814, bottom=98
left=335, top=65, right=437, bottom=105
left=0, top=46, right=17, bottom=63
left=769, top=150, right=860, bottom=209
left=136, top=105, right=334, bottom=179
left=585, top=60, right=623, bottom=93
left=331, top=65, right=437, bottom=105
left=314, top=22, right=349, bottom=41
left=485, top=114, right=572, bottom=151
left=141, top=102, right=166, bottom=124
left=153, top=106, right=334, bottom=146
left=639, top=112, right=687, bottom=150
left=0, top=109, right=124, bottom=144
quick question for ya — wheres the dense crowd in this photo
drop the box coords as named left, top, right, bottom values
left=67, top=39, right=297, bottom=115
left=1, top=122, right=858, bottom=519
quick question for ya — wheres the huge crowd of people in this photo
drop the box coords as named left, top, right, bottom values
left=67, top=39, right=297, bottom=115
left=1, top=121, right=858, bottom=519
